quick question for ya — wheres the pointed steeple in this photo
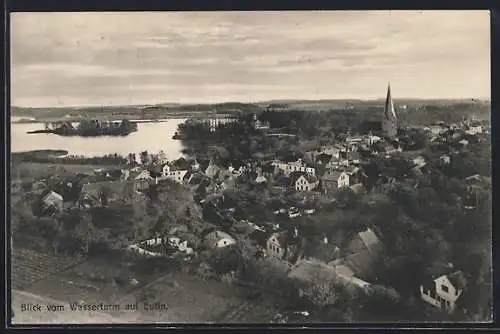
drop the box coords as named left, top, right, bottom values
left=384, top=83, right=396, bottom=121
left=382, top=82, right=398, bottom=138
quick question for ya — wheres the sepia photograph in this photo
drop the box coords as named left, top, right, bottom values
left=9, top=10, right=492, bottom=324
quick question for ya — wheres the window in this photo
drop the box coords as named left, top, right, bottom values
left=441, top=285, right=449, bottom=293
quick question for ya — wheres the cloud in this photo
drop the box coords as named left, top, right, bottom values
left=10, top=11, right=491, bottom=107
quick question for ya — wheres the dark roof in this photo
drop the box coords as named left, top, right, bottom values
left=288, top=260, right=337, bottom=285
left=261, top=163, right=275, bottom=174
left=275, top=175, right=291, bottom=187
left=317, top=153, right=333, bottom=164
left=188, top=172, right=205, bottom=185
left=81, top=181, right=135, bottom=199
left=247, top=230, right=270, bottom=248
left=304, top=241, right=340, bottom=263
left=272, top=231, right=306, bottom=264
left=322, top=169, right=343, bottom=182
left=447, top=271, right=467, bottom=290
left=349, top=183, right=367, bottom=195
left=343, top=250, right=376, bottom=278
left=343, top=228, right=382, bottom=277
left=230, top=159, right=246, bottom=169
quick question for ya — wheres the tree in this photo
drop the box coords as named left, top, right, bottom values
left=140, top=150, right=149, bottom=166
left=297, top=280, right=340, bottom=308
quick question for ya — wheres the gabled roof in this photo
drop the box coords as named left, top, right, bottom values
left=447, top=271, right=467, bottom=290
left=205, top=162, right=221, bottom=179
left=289, top=171, right=306, bottom=184
left=349, top=183, right=366, bottom=195
left=288, top=259, right=337, bottom=285
left=317, top=153, right=333, bottom=164
left=42, top=190, right=63, bottom=202
left=343, top=250, right=376, bottom=279
left=270, top=231, right=305, bottom=264
left=322, top=169, right=343, bottom=182
left=255, top=175, right=268, bottom=183
left=247, top=229, right=270, bottom=248
left=305, top=241, right=340, bottom=263
left=344, top=165, right=360, bottom=175
left=80, top=181, right=135, bottom=201
left=357, top=228, right=382, bottom=255
left=292, top=172, right=318, bottom=185
left=135, top=170, right=153, bottom=180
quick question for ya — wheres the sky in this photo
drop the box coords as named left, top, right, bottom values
left=11, top=11, right=491, bottom=107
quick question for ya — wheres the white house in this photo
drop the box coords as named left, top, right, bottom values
left=161, top=164, right=188, bottom=183
left=413, top=156, right=427, bottom=168
left=320, top=145, right=341, bottom=159
left=272, top=159, right=316, bottom=176
left=191, top=159, right=200, bottom=172
left=41, top=191, right=64, bottom=214
left=420, top=270, right=467, bottom=314
left=294, top=174, right=319, bottom=192
left=466, top=125, right=483, bottom=135
left=204, top=231, right=236, bottom=249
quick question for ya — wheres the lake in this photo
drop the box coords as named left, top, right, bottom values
left=11, top=119, right=187, bottom=160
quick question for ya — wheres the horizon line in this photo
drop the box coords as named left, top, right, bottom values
left=11, top=97, right=490, bottom=110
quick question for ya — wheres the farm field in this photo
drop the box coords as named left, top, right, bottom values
left=11, top=248, right=86, bottom=290
left=11, top=247, right=279, bottom=324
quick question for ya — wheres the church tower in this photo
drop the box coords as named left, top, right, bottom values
left=382, top=83, right=398, bottom=138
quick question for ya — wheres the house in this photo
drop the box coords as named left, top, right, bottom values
left=316, top=153, right=333, bottom=165
left=121, top=169, right=130, bottom=181
left=292, top=172, right=319, bottom=192
left=303, top=151, right=319, bottom=165
left=41, top=191, right=64, bottom=215
left=221, top=175, right=237, bottom=190
left=341, top=228, right=382, bottom=279
left=465, top=125, right=483, bottom=135
left=303, top=236, right=340, bottom=263
left=255, top=119, right=270, bottom=130
left=288, top=259, right=338, bottom=286
left=320, top=145, right=341, bottom=159
left=267, top=229, right=305, bottom=268
left=440, top=154, right=451, bottom=165
left=160, top=164, right=188, bottom=184
left=272, top=159, right=316, bottom=176
left=255, top=174, right=268, bottom=184
left=321, top=169, right=348, bottom=195
left=79, top=181, right=136, bottom=208
left=420, top=270, right=467, bottom=314
left=191, top=159, right=201, bottom=172
left=333, top=263, right=372, bottom=292
left=326, top=156, right=349, bottom=168
left=134, top=170, right=155, bottom=191
left=203, top=230, right=236, bottom=249
left=321, top=169, right=350, bottom=195
left=261, top=163, right=275, bottom=178
left=459, top=139, right=469, bottom=147
left=428, top=125, right=447, bottom=136
left=413, top=156, right=427, bottom=168
left=349, top=183, right=367, bottom=196
left=347, top=151, right=362, bottom=164
left=205, top=160, right=221, bottom=179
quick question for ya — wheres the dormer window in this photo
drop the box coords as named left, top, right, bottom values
left=441, top=285, right=449, bottom=293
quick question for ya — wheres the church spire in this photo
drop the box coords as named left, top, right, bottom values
left=382, top=82, right=398, bottom=138
left=384, top=83, right=396, bottom=121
